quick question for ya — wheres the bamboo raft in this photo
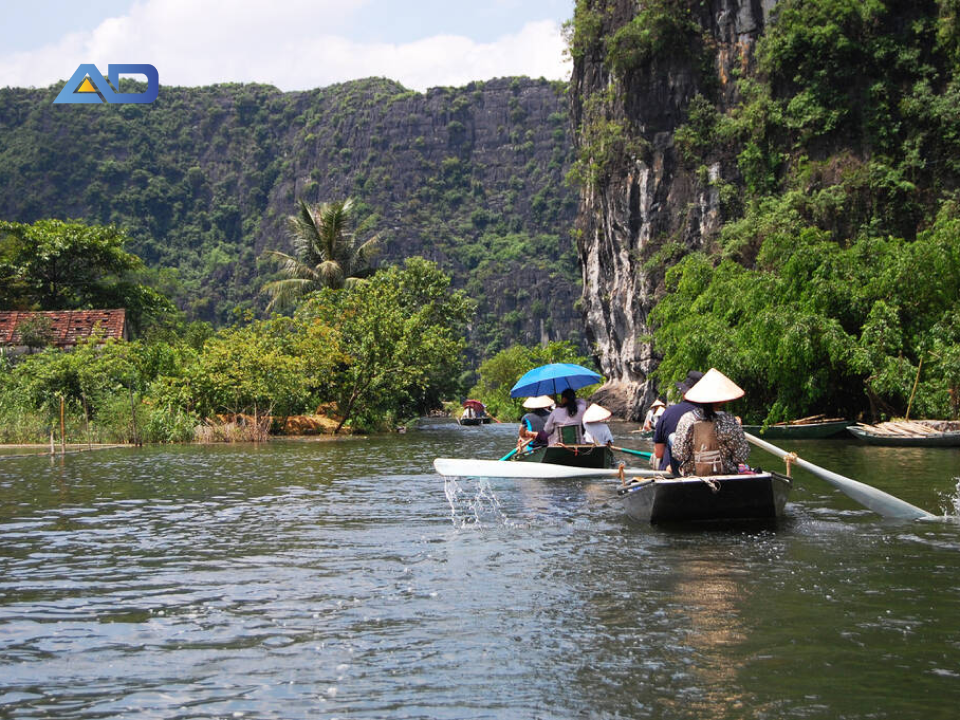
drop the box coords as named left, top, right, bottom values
left=848, top=420, right=960, bottom=446
left=741, top=414, right=851, bottom=439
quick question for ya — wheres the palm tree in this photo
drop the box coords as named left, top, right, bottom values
left=261, top=198, right=381, bottom=311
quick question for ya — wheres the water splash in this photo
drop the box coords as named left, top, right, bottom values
left=442, top=475, right=505, bottom=529
left=936, top=477, right=960, bottom=518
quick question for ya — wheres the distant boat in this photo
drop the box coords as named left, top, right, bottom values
left=459, top=399, right=492, bottom=426
left=848, top=420, right=960, bottom=447
left=741, top=416, right=851, bottom=439
left=619, top=471, right=792, bottom=524
left=459, top=416, right=492, bottom=426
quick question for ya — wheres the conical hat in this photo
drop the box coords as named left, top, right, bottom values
left=683, top=368, right=745, bottom=404
left=522, top=395, right=555, bottom=410
left=583, top=403, right=612, bottom=423
left=651, top=399, right=666, bottom=409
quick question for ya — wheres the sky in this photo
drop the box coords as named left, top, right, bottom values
left=0, top=0, right=575, bottom=92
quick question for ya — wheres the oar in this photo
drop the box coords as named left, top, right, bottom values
left=612, top=445, right=652, bottom=459
left=744, top=432, right=934, bottom=520
left=498, top=442, right=530, bottom=461
left=434, top=458, right=663, bottom=480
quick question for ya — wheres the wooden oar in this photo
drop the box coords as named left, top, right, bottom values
left=612, top=445, right=652, bottom=459
left=434, top=458, right=663, bottom=480
left=744, top=432, right=934, bottom=520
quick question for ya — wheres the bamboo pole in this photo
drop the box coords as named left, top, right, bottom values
left=59, top=396, right=65, bottom=455
left=906, top=355, right=923, bottom=421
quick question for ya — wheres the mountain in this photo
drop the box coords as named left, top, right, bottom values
left=0, top=75, right=582, bottom=360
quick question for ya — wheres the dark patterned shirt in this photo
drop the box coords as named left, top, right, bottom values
left=673, top=407, right=749, bottom=475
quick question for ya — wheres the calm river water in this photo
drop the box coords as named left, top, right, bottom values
left=1, top=421, right=959, bottom=719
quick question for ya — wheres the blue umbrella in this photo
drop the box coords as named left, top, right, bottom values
left=510, top=363, right=603, bottom=398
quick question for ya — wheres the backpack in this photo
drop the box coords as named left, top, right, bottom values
left=692, top=420, right=723, bottom=476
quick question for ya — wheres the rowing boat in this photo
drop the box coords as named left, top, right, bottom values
left=847, top=421, right=960, bottom=447
left=458, top=416, right=492, bottom=426
left=618, top=471, right=792, bottom=524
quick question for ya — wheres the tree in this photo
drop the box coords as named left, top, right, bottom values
left=0, top=219, right=174, bottom=332
left=261, top=198, right=381, bottom=311
left=299, top=258, right=474, bottom=432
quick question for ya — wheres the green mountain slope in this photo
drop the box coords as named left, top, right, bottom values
left=0, top=76, right=580, bottom=359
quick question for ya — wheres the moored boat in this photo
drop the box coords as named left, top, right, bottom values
left=618, top=471, right=792, bottom=524
left=740, top=417, right=851, bottom=439
left=847, top=420, right=960, bottom=447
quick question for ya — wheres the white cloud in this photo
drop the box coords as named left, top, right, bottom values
left=0, top=0, right=570, bottom=92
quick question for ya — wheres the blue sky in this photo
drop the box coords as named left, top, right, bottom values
left=0, top=0, right=575, bottom=91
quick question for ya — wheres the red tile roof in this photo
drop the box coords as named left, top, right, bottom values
left=0, top=309, right=128, bottom=347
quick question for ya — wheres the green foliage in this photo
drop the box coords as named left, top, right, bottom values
left=651, top=201, right=960, bottom=422
left=468, top=341, right=601, bottom=421
left=606, top=0, right=700, bottom=76
left=298, top=257, right=474, bottom=431
left=0, top=219, right=174, bottom=330
left=261, top=197, right=381, bottom=310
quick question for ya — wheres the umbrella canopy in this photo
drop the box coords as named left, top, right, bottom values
left=510, top=363, right=602, bottom=398
left=462, top=399, right=486, bottom=411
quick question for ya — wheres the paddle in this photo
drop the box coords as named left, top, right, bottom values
left=744, top=432, right=934, bottom=520
left=612, top=445, right=652, bottom=460
left=498, top=442, right=530, bottom=461
left=434, top=458, right=664, bottom=480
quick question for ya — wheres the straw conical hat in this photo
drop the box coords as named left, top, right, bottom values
left=683, top=368, right=745, bottom=404
left=651, top=399, right=666, bottom=409
left=583, top=403, right=612, bottom=423
left=522, top=395, right=555, bottom=410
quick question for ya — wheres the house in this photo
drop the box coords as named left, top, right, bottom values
left=0, top=309, right=129, bottom=354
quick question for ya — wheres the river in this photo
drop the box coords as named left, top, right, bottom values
left=1, top=421, right=959, bottom=719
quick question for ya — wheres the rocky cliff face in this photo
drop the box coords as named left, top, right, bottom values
left=569, top=0, right=775, bottom=419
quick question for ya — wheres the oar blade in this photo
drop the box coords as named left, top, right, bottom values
left=745, top=433, right=933, bottom=520
left=433, top=458, right=658, bottom=480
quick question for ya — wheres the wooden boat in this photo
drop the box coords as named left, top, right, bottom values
left=512, top=443, right=615, bottom=469
left=741, top=415, right=851, bottom=439
left=618, top=471, right=792, bottom=524
left=847, top=420, right=960, bottom=447
left=458, top=416, right=492, bottom=426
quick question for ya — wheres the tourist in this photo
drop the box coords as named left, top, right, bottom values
left=652, top=370, right=703, bottom=474
left=543, top=388, right=589, bottom=445
left=641, top=399, right=666, bottom=432
left=672, top=368, right=749, bottom=476
left=517, top=395, right=553, bottom=449
left=582, top=403, right=614, bottom=446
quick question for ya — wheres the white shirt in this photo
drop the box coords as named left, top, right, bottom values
left=583, top=421, right=613, bottom=446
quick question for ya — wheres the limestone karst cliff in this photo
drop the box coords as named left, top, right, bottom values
left=569, top=0, right=775, bottom=418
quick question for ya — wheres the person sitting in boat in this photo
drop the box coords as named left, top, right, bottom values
left=641, top=399, right=666, bottom=432
left=672, top=368, right=749, bottom=476
left=543, top=388, right=589, bottom=445
left=583, top=403, right=614, bottom=446
left=517, top=395, right=553, bottom=449
left=653, top=370, right=704, bottom=473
